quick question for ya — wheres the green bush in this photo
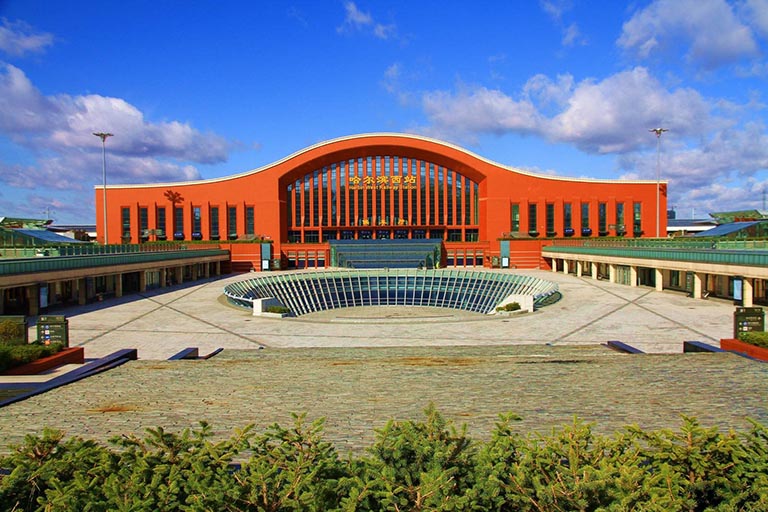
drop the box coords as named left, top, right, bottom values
left=265, top=305, right=291, bottom=314
left=0, top=319, right=25, bottom=345
left=496, top=302, right=521, bottom=312
left=1, top=408, right=767, bottom=511
left=738, top=331, right=768, bottom=348
left=0, top=342, right=64, bottom=373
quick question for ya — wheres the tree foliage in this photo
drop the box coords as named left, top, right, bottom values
left=0, top=407, right=767, bottom=511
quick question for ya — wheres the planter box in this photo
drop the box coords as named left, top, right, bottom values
left=3, top=347, right=85, bottom=375
left=720, top=338, right=768, bottom=362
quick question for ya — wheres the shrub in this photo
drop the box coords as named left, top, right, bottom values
left=265, top=305, right=291, bottom=315
left=0, top=319, right=25, bottom=345
left=496, top=302, right=521, bottom=312
left=0, top=342, right=64, bottom=373
left=738, top=331, right=768, bottom=349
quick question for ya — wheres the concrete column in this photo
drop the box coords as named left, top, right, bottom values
left=630, top=266, right=638, bottom=287
left=609, top=264, right=616, bottom=283
left=0, top=289, right=5, bottom=315
left=654, top=268, right=663, bottom=292
left=576, top=261, right=583, bottom=277
left=743, top=278, right=754, bottom=307
left=139, top=271, right=147, bottom=293
left=160, top=268, right=167, bottom=288
left=115, top=273, right=123, bottom=298
left=591, top=262, right=598, bottom=280
left=78, top=278, right=87, bottom=305
left=693, top=272, right=703, bottom=299
left=204, top=263, right=210, bottom=278
left=215, top=261, right=221, bottom=276
left=191, top=264, right=199, bottom=281
left=25, top=284, right=39, bottom=316
left=175, top=266, right=184, bottom=285
left=562, top=259, right=569, bottom=275
left=551, top=259, right=558, bottom=272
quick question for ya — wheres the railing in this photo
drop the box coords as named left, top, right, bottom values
left=549, top=238, right=768, bottom=250
left=225, top=269, right=559, bottom=316
left=0, top=248, right=229, bottom=276
left=543, top=245, right=768, bottom=268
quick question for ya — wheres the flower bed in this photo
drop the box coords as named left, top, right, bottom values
left=720, top=338, right=768, bottom=362
left=2, top=347, right=85, bottom=375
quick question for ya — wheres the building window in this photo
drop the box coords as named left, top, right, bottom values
left=598, top=202, right=607, bottom=236
left=174, top=207, right=184, bottom=240
left=465, top=229, right=479, bottom=242
left=581, top=202, right=591, bottom=236
left=210, top=206, right=220, bottom=240
left=563, top=203, right=574, bottom=236
left=121, top=207, right=131, bottom=244
left=429, top=229, right=444, bottom=239
left=288, top=231, right=301, bottom=243
left=156, top=207, right=166, bottom=240
left=228, top=206, right=237, bottom=239
left=304, top=230, right=319, bottom=243
left=139, top=207, right=149, bottom=242
left=511, top=204, right=520, bottom=232
left=191, top=206, right=202, bottom=240
left=447, top=229, right=462, bottom=242
left=633, top=202, right=642, bottom=236
left=545, top=203, right=556, bottom=237
left=245, top=206, right=255, bottom=236
left=528, top=203, right=538, bottom=236
left=615, top=202, right=625, bottom=236
left=323, top=230, right=337, bottom=242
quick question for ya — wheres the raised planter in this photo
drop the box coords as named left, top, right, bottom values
left=3, top=347, right=85, bottom=375
left=720, top=338, right=768, bottom=362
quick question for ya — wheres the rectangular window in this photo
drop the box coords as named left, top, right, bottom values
left=304, top=230, right=319, bottom=243
left=528, top=203, right=538, bottom=234
left=322, top=230, right=337, bottom=242
left=633, top=202, right=642, bottom=235
left=598, top=202, right=607, bottom=235
left=121, top=207, right=131, bottom=243
left=156, top=207, right=166, bottom=240
left=429, top=229, right=444, bottom=240
left=288, top=230, right=301, bottom=243
left=545, top=203, right=555, bottom=236
left=174, top=207, right=184, bottom=239
left=139, top=207, right=149, bottom=242
left=615, top=202, right=625, bottom=235
left=581, top=202, right=590, bottom=234
left=286, top=184, right=293, bottom=227
left=563, top=203, right=572, bottom=230
left=245, top=206, right=255, bottom=236
left=447, top=229, right=462, bottom=242
left=210, top=206, right=219, bottom=240
left=192, top=206, right=202, bottom=239
left=511, top=204, right=520, bottom=232
left=465, top=228, right=479, bottom=242
left=228, top=206, right=238, bottom=239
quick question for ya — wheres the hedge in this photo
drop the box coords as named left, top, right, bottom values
left=1, top=405, right=766, bottom=511
left=739, top=331, right=768, bottom=349
left=0, top=342, right=64, bottom=373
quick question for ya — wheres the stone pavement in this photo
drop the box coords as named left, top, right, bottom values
left=1, top=270, right=761, bottom=455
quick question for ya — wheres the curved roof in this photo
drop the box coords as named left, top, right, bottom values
left=102, top=132, right=662, bottom=189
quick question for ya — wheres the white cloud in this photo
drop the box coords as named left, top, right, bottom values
left=0, top=63, right=230, bottom=166
left=618, top=0, right=759, bottom=69
left=0, top=18, right=54, bottom=57
left=741, top=0, right=768, bottom=37
left=337, top=2, right=396, bottom=40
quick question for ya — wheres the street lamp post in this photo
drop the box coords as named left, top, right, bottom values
left=93, top=132, right=114, bottom=244
left=649, top=127, right=668, bottom=238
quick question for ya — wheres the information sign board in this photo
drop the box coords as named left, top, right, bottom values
left=37, top=315, right=69, bottom=347
left=733, top=307, right=764, bottom=338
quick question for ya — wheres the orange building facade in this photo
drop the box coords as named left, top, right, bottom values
left=97, top=133, right=667, bottom=269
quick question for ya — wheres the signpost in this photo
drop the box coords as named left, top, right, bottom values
left=37, top=315, right=69, bottom=347
left=733, top=307, right=764, bottom=338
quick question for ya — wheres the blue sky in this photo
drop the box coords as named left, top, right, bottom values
left=1, top=0, right=768, bottom=224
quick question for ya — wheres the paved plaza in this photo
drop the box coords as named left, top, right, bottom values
left=1, top=270, right=765, bottom=454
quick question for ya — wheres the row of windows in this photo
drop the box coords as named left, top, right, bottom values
left=286, top=156, right=480, bottom=229
left=287, top=228, right=480, bottom=244
left=119, top=205, right=255, bottom=242
left=512, top=201, right=643, bottom=237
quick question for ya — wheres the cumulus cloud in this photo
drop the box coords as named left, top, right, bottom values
left=337, top=2, right=396, bottom=40
left=0, top=18, right=54, bottom=57
left=0, top=63, right=229, bottom=170
left=618, top=0, right=759, bottom=69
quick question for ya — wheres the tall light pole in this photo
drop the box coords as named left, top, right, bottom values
left=649, top=127, right=668, bottom=237
left=93, top=132, right=113, bottom=244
